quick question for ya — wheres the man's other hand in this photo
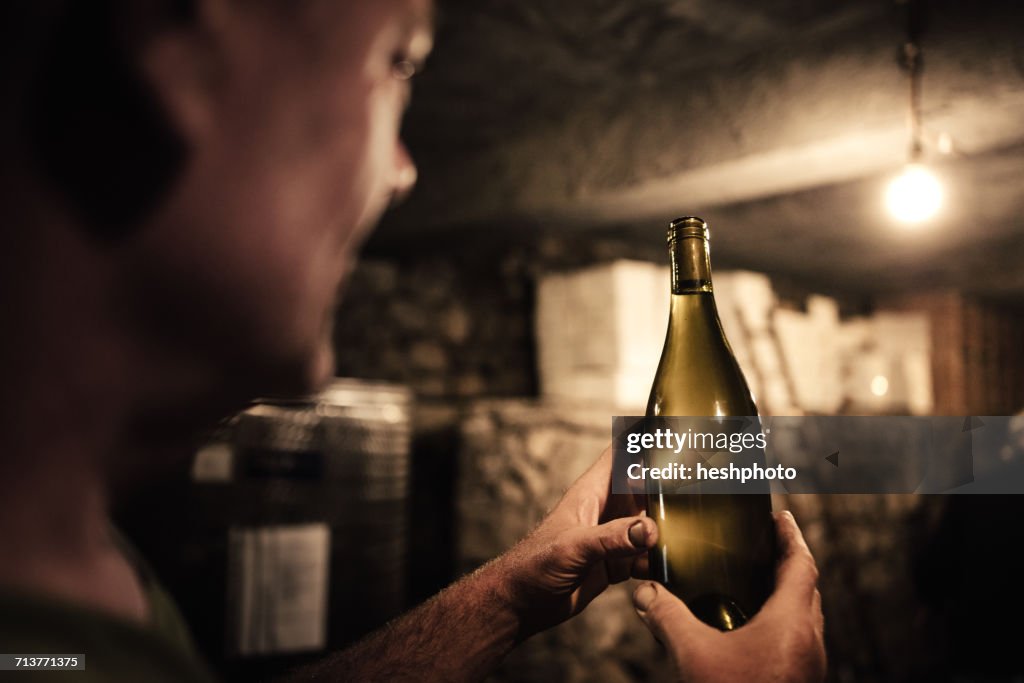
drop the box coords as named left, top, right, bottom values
left=632, top=511, right=826, bottom=683
left=488, top=445, right=656, bottom=640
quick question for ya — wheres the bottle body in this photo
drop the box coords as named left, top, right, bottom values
left=645, top=217, right=776, bottom=631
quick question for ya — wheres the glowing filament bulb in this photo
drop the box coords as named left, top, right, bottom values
left=886, top=163, right=943, bottom=224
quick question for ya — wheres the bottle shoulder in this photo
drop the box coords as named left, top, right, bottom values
left=647, top=294, right=757, bottom=416
left=647, top=380, right=757, bottom=416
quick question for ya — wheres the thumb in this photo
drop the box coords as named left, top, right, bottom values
left=633, top=581, right=711, bottom=652
left=563, top=516, right=656, bottom=566
left=763, top=510, right=819, bottom=613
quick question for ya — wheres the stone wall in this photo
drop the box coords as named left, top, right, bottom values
left=332, top=253, right=536, bottom=400
left=458, top=400, right=676, bottom=683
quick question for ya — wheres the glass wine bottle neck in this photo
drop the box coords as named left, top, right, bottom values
left=668, top=216, right=713, bottom=295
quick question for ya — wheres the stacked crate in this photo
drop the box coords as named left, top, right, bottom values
left=535, top=260, right=669, bottom=410
left=535, top=261, right=938, bottom=415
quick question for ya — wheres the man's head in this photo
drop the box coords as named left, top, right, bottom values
left=4, top=0, right=433, bottom=403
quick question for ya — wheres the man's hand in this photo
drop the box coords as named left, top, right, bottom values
left=291, top=446, right=657, bottom=683
left=488, top=445, right=658, bottom=640
left=632, top=511, right=826, bottom=683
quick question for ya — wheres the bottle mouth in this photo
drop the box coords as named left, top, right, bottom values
left=667, top=216, right=709, bottom=242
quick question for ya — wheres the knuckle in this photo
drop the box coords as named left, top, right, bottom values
left=599, top=526, right=622, bottom=554
left=552, top=529, right=589, bottom=565
left=548, top=534, right=573, bottom=562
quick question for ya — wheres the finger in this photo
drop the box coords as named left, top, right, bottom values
left=633, top=581, right=713, bottom=654
left=575, top=566, right=609, bottom=612
left=560, top=445, right=646, bottom=525
left=603, top=443, right=648, bottom=522
left=564, top=516, right=656, bottom=567
left=631, top=551, right=650, bottom=579
left=606, top=555, right=634, bottom=585
left=565, top=445, right=614, bottom=510
left=765, top=511, right=819, bottom=610
left=554, top=446, right=615, bottom=525
left=602, top=489, right=647, bottom=524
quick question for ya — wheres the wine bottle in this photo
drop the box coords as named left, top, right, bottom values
left=645, top=216, right=776, bottom=631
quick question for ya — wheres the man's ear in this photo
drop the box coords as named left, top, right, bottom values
left=140, top=20, right=223, bottom=148
left=27, top=2, right=192, bottom=244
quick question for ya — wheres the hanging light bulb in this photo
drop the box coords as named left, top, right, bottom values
left=886, top=6, right=944, bottom=226
left=886, top=163, right=942, bottom=223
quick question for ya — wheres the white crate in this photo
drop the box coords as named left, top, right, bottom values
left=536, top=260, right=668, bottom=409
left=774, top=298, right=843, bottom=414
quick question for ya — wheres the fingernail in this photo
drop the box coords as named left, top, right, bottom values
left=634, top=582, right=657, bottom=612
left=628, top=520, right=648, bottom=548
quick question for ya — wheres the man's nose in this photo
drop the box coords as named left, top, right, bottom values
left=392, top=143, right=418, bottom=204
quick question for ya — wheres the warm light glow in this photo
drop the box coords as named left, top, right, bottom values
left=871, top=375, right=890, bottom=397
left=885, top=164, right=943, bottom=223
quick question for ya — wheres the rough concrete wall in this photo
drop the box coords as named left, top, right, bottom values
left=332, top=252, right=537, bottom=400
left=458, top=400, right=677, bottom=683
left=396, top=1, right=1024, bottom=231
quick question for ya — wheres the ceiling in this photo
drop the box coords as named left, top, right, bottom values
left=370, top=0, right=1024, bottom=300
